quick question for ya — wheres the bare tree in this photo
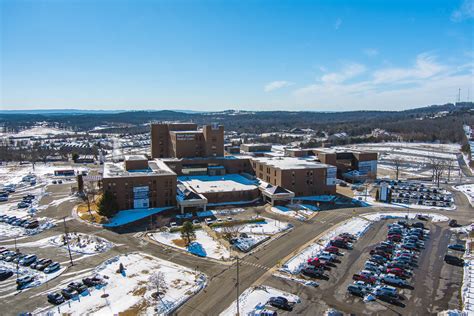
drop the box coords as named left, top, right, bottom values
left=392, top=158, right=403, bottom=180
left=84, top=181, right=98, bottom=219
left=221, top=225, right=243, bottom=241
left=429, top=158, right=445, bottom=187
left=445, top=159, right=455, bottom=182
left=148, top=271, right=167, bottom=302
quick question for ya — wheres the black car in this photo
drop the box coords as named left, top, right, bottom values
left=0, top=270, right=13, bottom=281
left=376, top=293, right=400, bottom=304
left=47, top=292, right=65, bottom=305
left=448, top=219, right=459, bottom=227
left=448, top=244, right=465, bottom=252
left=411, top=222, right=425, bottom=229
left=25, top=220, right=39, bottom=229
left=347, top=284, right=365, bottom=297
left=268, top=296, right=293, bottom=311
left=301, top=268, right=324, bottom=278
left=444, top=255, right=464, bottom=267
left=61, top=287, right=78, bottom=299
left=82, top=276, right=105, bottom=287
left=67, top=281, right=88, bottom=294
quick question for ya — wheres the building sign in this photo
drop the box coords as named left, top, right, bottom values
left=176, top=134, right=196, bottom=141
left=358, top=160, right=377, bottom=175
left=326, top=166, right=337, bottom=186
left=133, top=186, right=149, bottom=209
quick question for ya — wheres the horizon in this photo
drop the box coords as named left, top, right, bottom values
left=1, top=0, right=474, bottom=111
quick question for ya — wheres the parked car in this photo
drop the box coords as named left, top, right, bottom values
left=382, top=274, right=407, bottom=287
left=307, top=258, right=326, bottom=268
left=19, top=254, right=37, bottom=266
left=16, top=275, right=34, bottom=289
left=82, top=276, right=105, bottom=287
left=34, top=259, right=53, bottom=271
left=448, top=244, right=465, bottom=252
left=444, top=255, right=464, bottom=267
left=267, top=296, right=293, bottom=311
left=324, top=246, right=339, bottom=254
left=44, top=262, right=61, bottom=274
left=353, top=273, right=377, bottom=284
left=0, top=270, right=13, bottom=281
left=301, top=267, right=324, bottom=278
left=67, top=281, right=88, bottom=294
left=448, top=219, right=459, bottom=227
left=47, top=292, right=65, bottom=305
left=347, top=284, right=365, bottom=297
left=373, top=285, right=398, bottom=298
left=61, top=287, right=78, bottom=299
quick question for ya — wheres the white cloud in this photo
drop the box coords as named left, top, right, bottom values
left=451, top=0, right=474, bottom=21
left=372, top=53, right=445, bottom=84
left=321, top=63, right=366, bottom=84
left=334, top=18, right=343, bottom=30
left=293, top=52, right=473, bottom=110
left=363, top=48, right=379, bottom=57
left=264, top=80, right=294, bottom=92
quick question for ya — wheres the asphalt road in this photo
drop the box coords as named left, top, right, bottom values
left=0, top=181, right=472, bottom=315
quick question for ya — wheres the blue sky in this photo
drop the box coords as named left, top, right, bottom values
left=1, top=0, right=473, bottom=111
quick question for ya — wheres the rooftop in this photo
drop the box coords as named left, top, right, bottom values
left=103, top=159, right=175, bottom=178
left=252, top=156, right=331, bottom=170
left=178, top=174, right=258, bottom=194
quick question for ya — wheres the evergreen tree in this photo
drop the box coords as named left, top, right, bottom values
left=98, top=191, right=119, bottom=218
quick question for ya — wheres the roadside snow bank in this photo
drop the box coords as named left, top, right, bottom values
left=49, top=232, right=114, bottom=255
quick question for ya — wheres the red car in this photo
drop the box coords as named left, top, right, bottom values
left=307, top=258, right=326, bottom=268
left=324, top=246, right=339, bottom=254
left=387, top=235, right=402, bottom=242
left=386, top=268, right=409, bottom=278
left=352, top=273, right=377, bottom=284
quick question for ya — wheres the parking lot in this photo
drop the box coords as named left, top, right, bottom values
left=388, top=181, right=454, bottom=208
left=262, top=217, right=464, bottom=315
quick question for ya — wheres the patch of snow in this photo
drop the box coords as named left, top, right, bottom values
left=454, top=184, right=474, bottom=207
left=220, top=285, right=300, bottom=316
left=37, top=252, right=206, bottom=315
left=49, top=233, right=114, bottom=255
left=149, top=229, right=230, bottom=260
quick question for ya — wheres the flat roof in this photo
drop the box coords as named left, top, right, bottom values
left=103, top=159, right=175, bottom=178
left=252, top=156, right=331, bottom=170
left=170, top=130, right=203, bottom=134
left=178, top=174, right=258, bottom=194
left=124, top=154, right=148, bottom=161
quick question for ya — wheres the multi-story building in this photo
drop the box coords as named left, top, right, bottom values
left=250, top=156, right=337, bottom=196
left=151, top=122, right=224, bottom=159
left=102, top=155, right=177, bottom=211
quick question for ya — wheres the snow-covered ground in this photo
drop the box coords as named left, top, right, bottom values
left=281, top=217, right=372, bottom=274
left=220, top=285, right=300, bottom=316
left=0, top=126, right=74, bottom=138
left=0, top=218, right=56, bottom=241
left=269, top=205, right=316, bottom=221
left=215, top=218, right=292, bottom=236
left=49, top=233, right=114, bottom=255
left=149, top=229, right=231, bottom=260
left=37, top=252, right=206, bottom=315
left=454, top=184, right=474, bottom=207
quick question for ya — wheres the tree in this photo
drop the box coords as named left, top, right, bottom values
left=84, top=181, right=98, bottom=219
left=221, top=225, right=243, bottom=241
left=97, top=191, right=119, bottom=218
left=148, top=271, right=167, bottom=301
left=72, top=152, right=79, bottom=163
left=429, top=158, right=445, bottom=187
left=392, top=158, right=403, bottom=180
left=375, top=189, right=380, bottom=201
left=180, top=221, right=196, bottom=246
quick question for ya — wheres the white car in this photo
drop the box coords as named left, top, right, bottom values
left=373, top=285, right=398, bottom=296
left=382, top=274, right=406, bottom=286
left=169, top=222, right=178, bottom=228
left=205, top=218, right=215, bottom=225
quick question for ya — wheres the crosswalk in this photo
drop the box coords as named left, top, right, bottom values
left=239, top=260, right=271, bottom=271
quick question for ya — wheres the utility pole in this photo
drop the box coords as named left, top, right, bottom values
left=236, top=256, right=240, bottom=316
left=63, top=217, right=74, bottom=266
